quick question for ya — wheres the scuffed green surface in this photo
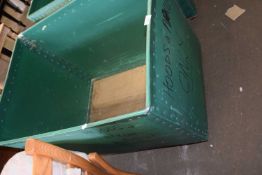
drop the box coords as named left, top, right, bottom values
left=0, top=0, right=207, bottom=153
left=28, top=0, right=197, bottom=22
left=28, top=0, right=75, bottom=22
left=176, top=0, right=197, bottom=18
left=150, top=0, right=207, bottom=140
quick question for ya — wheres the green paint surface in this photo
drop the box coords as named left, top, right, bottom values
left=0, top=0, right=207, bottom=153
left=28, top=0, right=197, bottom=22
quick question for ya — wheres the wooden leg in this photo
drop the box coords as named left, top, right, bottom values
left=32, top=155, right=52, bottom=175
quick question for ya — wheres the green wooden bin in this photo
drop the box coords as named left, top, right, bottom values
left=176, top=0, right=197, bottom=18
left=27, top=0, right=75, bottom=22
left=0, top=0, right=207, bottom=153
left=28, top=0, right=197, bottom=22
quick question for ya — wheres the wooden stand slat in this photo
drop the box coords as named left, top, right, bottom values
left=0, top=0, right=33, bottom=94
left=4, top=36, right=15, bottom=51
left=0, top=54, right=11, bottom=63
left=0, top=59, right=9, bottom=90
left=1, top=16, right=25, bottom=33
left=7, top=30, right=18, bottom=40
left=7, top=0, right=27, bottom=13
left=3, top=5, right=24, bottom=21
left=0, top=24, right=11, bottom=51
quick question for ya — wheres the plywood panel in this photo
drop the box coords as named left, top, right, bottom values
left=4, top=37, right=15, bottom=51
left=7, top=30, right=18, bottom=40
left=7, top=0, right=27, bottom=13
left=3, top=5, right=24, bottom=21
left=0, top=54, right=11, bottom=63
left=0, top=59, right=9, bottom=90
left=0, top=24, right=10, bottom=51
left=90, top=65, right=146, bottom=122
left=1, top=16, right=24, bottom=33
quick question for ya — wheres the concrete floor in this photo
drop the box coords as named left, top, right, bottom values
left=104, top=0, right=262, bottom=174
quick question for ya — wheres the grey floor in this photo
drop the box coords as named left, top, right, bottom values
left=104, top=0, right=262, bottom=174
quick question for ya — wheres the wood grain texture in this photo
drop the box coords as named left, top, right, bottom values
left=26, top=139, right=108, bottom=175
left=0, top=24, right=10, bottom=51
left=0, top=54, right=11, bottom=63
left=3, top=5, right=24, bottom=21
left=90, top=65, right=146, bottom=122
left=0, top=59, right=9, bottom=90
left=26, top=139, right=139, bottom=175
left=3, top=36, right=15, bottom=51
left=7, top=30, right=17, bottom=40
left=3, top=2, right=34, bottom=28
left=1, top=16, right=24, bottom=33
left=0, top=24, right=11, bottom=91
left=7, top=0, right=27, bottom=13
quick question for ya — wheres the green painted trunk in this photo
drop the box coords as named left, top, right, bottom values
left=176, top=0, right=197, bottom=18
left=0, top=0, right=207, bottom=153
left=28, top=0, right=197, bottom=22
left=27, top=0, right=75, bottom=22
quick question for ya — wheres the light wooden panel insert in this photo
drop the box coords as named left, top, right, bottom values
left=90, top=65, right=146, bottom=122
